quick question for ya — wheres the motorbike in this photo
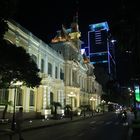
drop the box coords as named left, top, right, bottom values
left=120, top=111, right=127, bottom=123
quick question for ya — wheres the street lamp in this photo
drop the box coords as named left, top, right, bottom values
left=90, top=97, right=97, bottom=110
left=10, top=81, right=23, bottom=130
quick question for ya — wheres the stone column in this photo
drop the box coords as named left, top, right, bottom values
left=60, top=90, right=64, bottom=107
left=65, top=64, right=70, bottom=85
left=36, top=87, right=43, bottom=112
left=23, top=87, right=30, bottom=112
left=76, top=91, right=80, bottom=108
left=47, top=87, right=51, bottom=107
left=58, top=64, right=60, bottom=79
left=38, top=54, right=42, bottom=71
left=43, top=86, right=47, bottom=109
left=52, top=61, right=55, bottom=79
left=70, top=67, right=72, bottom=86
left=8, top=89, right=15, bottom=113
left=57, top=90, right=60, bottom=102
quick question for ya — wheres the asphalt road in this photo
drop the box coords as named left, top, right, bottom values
left=1, top=112, right=129, bottom=140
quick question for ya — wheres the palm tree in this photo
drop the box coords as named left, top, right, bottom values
left=51, top=101, right=61, bottom=119
left=64, top=104, right=72, bottom=117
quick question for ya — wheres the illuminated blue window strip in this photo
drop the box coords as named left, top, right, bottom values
left=95, top=32, right=101, bottom=34
left=89, top=51, right=108, bottom=56
left=95, top=35, right=101, bottom=37
left=95, top=34, right=101, bottom=37
left=95, top=38, right=101, bottom=40
left=95, top=39, right=101, bottom=41
left=90, top=60, right=108, bottom=64
left=95, top=30, right=101, bottom=32
left=95, top=40, right=101, bottom=43
left=95, top=36, right=101, bottom=38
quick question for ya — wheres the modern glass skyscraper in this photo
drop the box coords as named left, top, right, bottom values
left=88, top=22, right=116, bottom=79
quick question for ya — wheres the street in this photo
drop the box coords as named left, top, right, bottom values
left=1, top=112, right=130, bottom=140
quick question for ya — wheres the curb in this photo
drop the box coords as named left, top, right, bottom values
left=22, top=113, right=104, bottom=132
left=22, top=116, right=90, bottom=131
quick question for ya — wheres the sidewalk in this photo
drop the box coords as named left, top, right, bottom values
left=0, top=113, right=102, bottom=133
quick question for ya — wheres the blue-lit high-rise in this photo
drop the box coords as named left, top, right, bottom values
left=88, top=22, right=116, bottom=91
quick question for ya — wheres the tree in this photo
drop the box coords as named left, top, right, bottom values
left=0, top=40, right=41, bottom=88
left=51, top=101, right=61, bottom=119
left=1, top=100, right=13, bottom=119
left=64, top=104, right=72, bottom=117
left=0, top=0, right=41, bottom=88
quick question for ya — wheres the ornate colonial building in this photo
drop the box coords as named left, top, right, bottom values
left=0, top=19, right=103, bottom=119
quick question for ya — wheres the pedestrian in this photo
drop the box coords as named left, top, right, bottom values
left=70, top=110, right=73, bottom=120
left=15, top=107, right=24, bottom=140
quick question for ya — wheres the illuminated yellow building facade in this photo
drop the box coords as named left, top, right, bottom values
left=0, top=20, right=103, bottom=119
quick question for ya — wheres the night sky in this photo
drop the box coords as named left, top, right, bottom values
left=13, top=0, right=123, bottom=43
left=12, top=0, right=140, bottom=85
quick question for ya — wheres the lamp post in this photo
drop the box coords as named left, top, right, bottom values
left=10, top=81, right=23, bottom=130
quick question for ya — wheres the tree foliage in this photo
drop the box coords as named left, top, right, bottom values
left=0, top=40, right=41, bottom=88
left=51, top=101, right=61, bottom=119
left=0, top=0, right=41, bottom=88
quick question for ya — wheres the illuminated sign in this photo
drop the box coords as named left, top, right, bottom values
left=134, top=85, right=140, bottom=102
